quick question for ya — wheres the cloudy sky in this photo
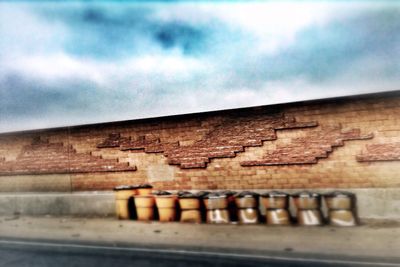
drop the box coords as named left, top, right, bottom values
left=0, top=1, right=399, bottom=132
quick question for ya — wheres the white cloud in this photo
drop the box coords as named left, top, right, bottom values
left=0, top=3, right=69, bottom=56
left=123, top=53, right=209, bottom=80
left=0, top=51, right=209, bottom=89
left=154, top=2, right=335, bottom=54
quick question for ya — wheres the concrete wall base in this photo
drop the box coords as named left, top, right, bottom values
left=0, top=192, right=115, bottom=217
left=0, top=188, right=398, bottom=220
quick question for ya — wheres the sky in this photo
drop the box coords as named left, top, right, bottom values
left=0, top=1, right=399, bottom=133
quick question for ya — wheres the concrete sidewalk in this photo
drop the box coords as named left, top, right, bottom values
left=0, top=215, right=399, bottom=265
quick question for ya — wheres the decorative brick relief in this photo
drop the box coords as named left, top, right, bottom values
left=97, top=133, right=179, bottom=153
left=241, top=125, right=373, bottom=166
left=97, top=114, right=318, bottom=168
left=166, top=114, right=318, bottom=168
left=0, top=137, right=136, bottom=175
left=97, top=133, right=128, bottom=148
left=0, top=92, right=399, bottom=191
left=356, top=143, right=400, bottom=162
left=120, top=135, right=180, bottom=153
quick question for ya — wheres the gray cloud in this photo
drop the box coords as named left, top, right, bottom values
left=34, top=3, right=211, bottom=58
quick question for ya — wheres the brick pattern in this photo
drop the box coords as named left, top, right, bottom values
left=97, top=114, right=318, bottom=168
left=121, top=136, right=179, bottom=153
left=97, top=133, right=127, bottom=148
left=165, top=114, right=317, bottom=168
left=97, top=133, right=180, bottom=153
left=1, top=93, right=399, bottom=191
left=356, top=142, right=400, bottom=162
left=241, top=125, right=373, bottom=166
left=0, top=137, right=136, bottom=175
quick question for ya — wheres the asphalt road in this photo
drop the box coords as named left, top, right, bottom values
left=0, top=239, right=399, bottom=267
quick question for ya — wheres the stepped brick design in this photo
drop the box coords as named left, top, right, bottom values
left=97, top=114, right=318, bottom=168
left=120, top=135, right=180, bottom=153
left=97, top=133, right=179, bottom=153
left=165, top=114, right=318, bottom=168
left=356, top=143, right=400, bottom=162
left=0, top=137, right=136, bottom=175
left=241, top=125, right=373, bottom=166
left=97, top=133, right=129, bottom=148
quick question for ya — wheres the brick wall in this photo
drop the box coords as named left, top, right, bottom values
left=0, top=92, right=399, bottom=192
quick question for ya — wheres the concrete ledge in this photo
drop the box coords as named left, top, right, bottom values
left=272, top=188, right=400, bottom=220
left=0, top=192, right=115, bottom=217
left=0, top=188, right=399, bottom=219
left=0, top=174, right=71, bottom=192
left=342, top=188, right=400, bottom=219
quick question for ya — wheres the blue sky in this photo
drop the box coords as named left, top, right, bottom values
left=0, top=1, right=399, bottom=132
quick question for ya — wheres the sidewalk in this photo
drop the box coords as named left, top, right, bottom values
left=0, top=215, right=399, bottom=264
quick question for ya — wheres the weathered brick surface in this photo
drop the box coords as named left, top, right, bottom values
left=0, top=137, right=136, bottom=175
left=0, top=92, right=399, bottom=191
left=165, top=114, right=317, bottom=169
left=357, top=142, right=400, bottom=162
left=97, top=114, right=317, bottom=168
left=241, top=125, right=373, bottom=166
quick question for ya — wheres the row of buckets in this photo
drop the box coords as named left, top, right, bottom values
left=114, top=184, right=358, bottom=226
